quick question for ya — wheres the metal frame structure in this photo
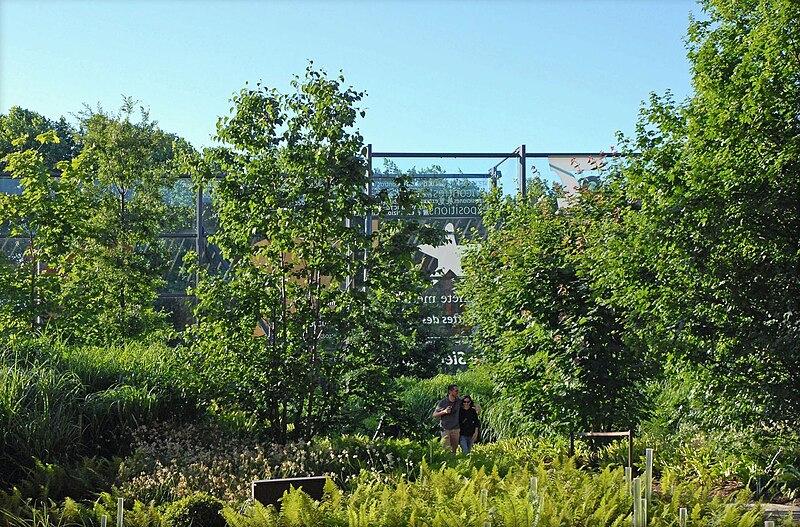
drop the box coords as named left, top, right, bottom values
left=370, top=145, right=614, bottom=200
left=1, top=145, right=614, bottom=305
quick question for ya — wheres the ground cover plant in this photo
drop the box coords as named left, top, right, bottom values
left=2, top=436, right=796, bottom=527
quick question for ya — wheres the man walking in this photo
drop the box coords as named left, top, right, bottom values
left=433, top=384, right=461, bottom=453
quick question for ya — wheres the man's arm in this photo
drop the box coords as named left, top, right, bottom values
left=433, top=404, right=452, bottom=418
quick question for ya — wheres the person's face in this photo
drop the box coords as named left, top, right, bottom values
left=449, top=386, right=459, bottom=399
left=462, top=398, right=472, bottom=409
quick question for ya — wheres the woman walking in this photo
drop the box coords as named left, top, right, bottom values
left=458, top=396, right=480, bottom=454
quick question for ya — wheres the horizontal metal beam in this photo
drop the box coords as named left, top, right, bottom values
left=372, top=151, right=625, bottom=159
left=372, top=173, right=491, bottom=179
left=372, top=152, right=518, bottom=159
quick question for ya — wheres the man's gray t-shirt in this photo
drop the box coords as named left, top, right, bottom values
left=435, top=396, right=461, bottom=430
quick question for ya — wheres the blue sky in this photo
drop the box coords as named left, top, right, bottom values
left=1, top=0, right=700, bottom=159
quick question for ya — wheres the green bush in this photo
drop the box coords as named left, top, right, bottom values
left=221, top=461, right=776, bottom=527
left=0, top=337, right=196, bottom=498
left=161, top=493, right=225, bottom=527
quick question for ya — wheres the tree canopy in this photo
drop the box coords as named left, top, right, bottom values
left=185, top=65, right=444, bottom=442
left=0, top=106, right=77, bottom=172
left=459, top=0, right=800, bottom=434
left=0, top=99, right=196, bottom=343
left=595, top=0, right=800, bottom=426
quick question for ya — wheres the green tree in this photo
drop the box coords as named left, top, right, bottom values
left=186, top=65, right=442, bottom=442
left=0, top=107, right=77, bottom=171
left=0, top=101, right=196, bottom=342
left=0, top=132, right=84, bottom=335
left=590, top=0, right=800, bottom=427
left=52, top=99, right=195, bottom=342
left=459, top=179, right=651, bottom=434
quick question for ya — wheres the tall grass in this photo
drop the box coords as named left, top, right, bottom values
left=0, top=358, right=84, bottom=482
left=0, top=337, right=195, bottom=499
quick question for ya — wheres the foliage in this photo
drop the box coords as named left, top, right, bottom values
left=641, top=364, right=800, bottom=501
left=588, top=0, right=800, bottom=429
left=117, top=413, right=799, bottom=508
left=52, top=99, right=193, bottom=342
left=118, top=420, right=448, bottom=505
left=0, top=99, right=196, bottom=344
left=0, top=131, right=84, bottom=334
left=185, top=64, right=442, bottom=443
left=0, top=107, right=77, bottom=171
left=0, top=337, right=192, bottom=497
left=0, top=492, right=164, bottom=527
left=219, top=460, right=772, bottom=527
left=392, top=368, right=497, bottom=441
left=459, top=181, right=652, bottom=435
left=3, top=2, right=800, bottom=519
left=161, top=493, right=225, bottom=527
left=0, top=344, right=85, bottom=486
left=3, top=432, right=798, bottom=526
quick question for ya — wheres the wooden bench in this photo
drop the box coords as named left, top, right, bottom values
left=251, top=476, right=327, bottom=510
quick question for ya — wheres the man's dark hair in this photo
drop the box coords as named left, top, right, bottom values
left=447, top=384, right=459, bottom=394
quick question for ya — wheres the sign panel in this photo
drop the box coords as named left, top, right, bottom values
left=372, top=174, right=491, bottom=371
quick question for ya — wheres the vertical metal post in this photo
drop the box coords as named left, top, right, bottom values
left=632, top=478, right=641, bottom=527
left=35, top=260, right=44, bottom=327
left=195, top=184, right=204, bottom=289
left=116, top=498, right=124, bottom=527
left=518, top=144, right=526, bottom=199
left=645, top=448, right=653, bottom=504
left=628, top=430, right=634, bottom=473
left=528, top=476, right=538, bottom=499
left=363, top=144, right=373, bottom=289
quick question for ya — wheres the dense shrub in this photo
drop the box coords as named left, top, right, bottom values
left=161, top=493, right=225, bottom=527
left=0, top=337, right=195, bottom=498
left=220, top=461, right=774, bottom=527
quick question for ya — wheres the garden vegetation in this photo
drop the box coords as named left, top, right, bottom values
left=1, top=0, right=799, bottom=525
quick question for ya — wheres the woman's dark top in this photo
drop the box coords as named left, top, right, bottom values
left=459, top=407, right=480, bottom=436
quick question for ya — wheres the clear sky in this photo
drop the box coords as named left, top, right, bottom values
left=1, top=0, right=700, bottom=157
